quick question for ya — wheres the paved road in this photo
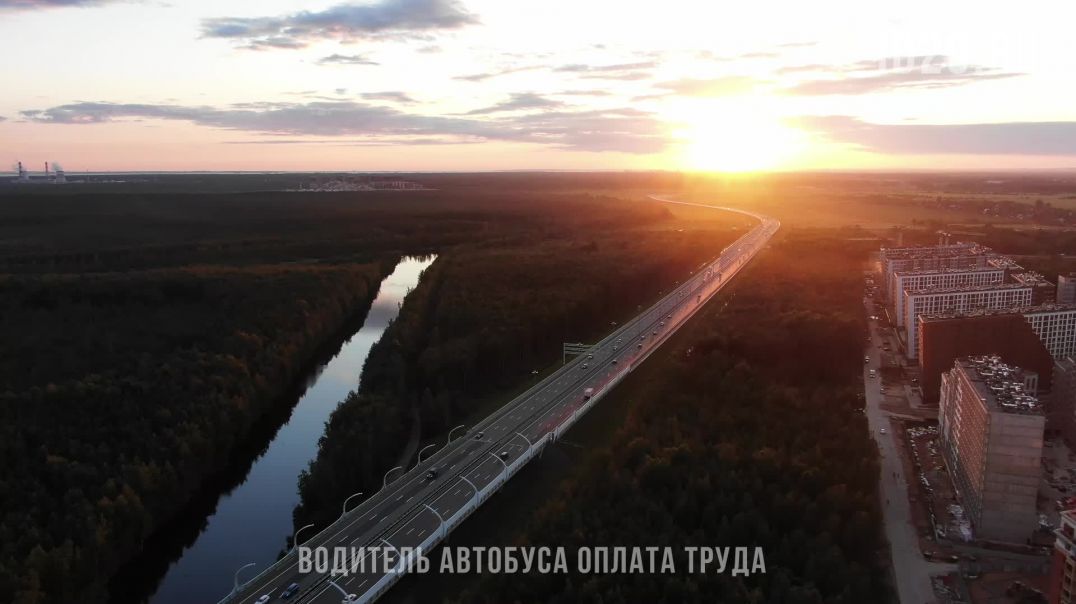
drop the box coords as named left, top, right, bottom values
left=863, top=295, right=956, bottom=604
left=226, top=199, right=779, bottom=604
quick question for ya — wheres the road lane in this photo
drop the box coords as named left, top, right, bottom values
left=227, top=200, right=779, bottom=604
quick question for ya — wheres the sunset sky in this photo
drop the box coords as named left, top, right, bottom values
left=2, top=0, right=1075, bottom=172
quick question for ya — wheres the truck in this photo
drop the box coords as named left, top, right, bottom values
left=583, top=388, right=594, bottom=400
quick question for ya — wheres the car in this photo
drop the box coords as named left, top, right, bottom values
left=613, top=345, right=618, bottom=351
left=256, top=596, right=270, bottom=604
left=281, top=583, right=301, bottom=599
left=864, top=356, right=870, bottom=363
left=667, top=314, right=672, bottom=319
left=911, top=378, right=919, bottom=384
left=652, top=331, right=657, bottom=336
left=499, top=451, right=509, bottom=460
left=425, top=470, right=437, bottom=480
left=586, top=354, right=593, bottom=359
left=612, top=359, right=618, bottom=364
left=637, top=344, right=643, bottom=349
left=474, top=431, right=485, bottom=440
left=659, top=322, right=664, bottom=326
left=880, top=428, right=887, bottom=434
left=582, top=363, right=589, bottom=369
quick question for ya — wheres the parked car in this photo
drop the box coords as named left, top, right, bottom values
left=281, top=583, right=301, bottom=599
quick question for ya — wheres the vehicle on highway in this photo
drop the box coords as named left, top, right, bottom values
left=652, top=330, right=657, bottom=336
left=256, top=596, right=270, bottom=604
left=582, top=363, right=588, bottom=369
left=667, top=314, right=672, bottom=319
left=425, top=470, right=437, bottom=480
left=880, top=428, right=887, bottom=434
left=864, top=356, right=870, bottom=363
left=611, top=359, right=618, bottom=364
left=474, top=431, right=484, bottom=440
left=659, top=322, right=664, bottom=327
left=583, top=388, right=594, bottom=400
left=586, top=354, right=593, bottom=359
left=499, top=451, right=509, bottom=460
left=869, top=369, right=877, bottom=378
left=280, top=583, right=300, bottom=599
left=636, top=344, right=642, bottom=349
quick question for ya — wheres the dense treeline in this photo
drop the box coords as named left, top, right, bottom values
left=452, top=230, right=889, bottom=603
left=0, top=189, right=713, bottom=603
left=0, top=261, right=395, bottom=603
left=293, top=208, right=743, bottom=530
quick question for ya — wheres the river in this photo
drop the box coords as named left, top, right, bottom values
left=135, top=255, right=435, bottom=604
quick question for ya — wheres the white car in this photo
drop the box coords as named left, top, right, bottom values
left=257, top=597, right=270, bottom=604
left=880, top=428, right=887, bottom=434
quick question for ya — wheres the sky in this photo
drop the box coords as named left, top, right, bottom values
left=1, top=0, right=1075, bottom=172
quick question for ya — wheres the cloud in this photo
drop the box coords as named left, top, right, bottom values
left=465, top=92, right=562, bottom=115
left=360, top=91, right=417, bottom=103
left=553, top=89, right=614, bottom=97
left=506, top=107, right=667, bottom=153
left=452, top=65, right=541, bottom=82
left=781, top=55, right=1023, bottom=95
left=201, top=0, right=478, bottom=50
left=554, top=61, right=657, bottom=81
left=0, top=0, right=125, bottom=8
left=20, top=100, right=668, bottom=153
left=794, top=115, right=1076, bottom=155
left=655, top=75, right=760, bottom=97
left=317, top=53, right=379, bottom=65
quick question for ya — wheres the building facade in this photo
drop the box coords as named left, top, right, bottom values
left=918, top=311, right=1054, bottom=405
left=1058, top=274, right=1076, bottom=305
left=903, top=284, right=1034, bottom=358
left=938, top=356, right=1044, bottom=543
left=1048, top=508, right=1076, bottom=604
left=892, top=267, right=1006, bottom=327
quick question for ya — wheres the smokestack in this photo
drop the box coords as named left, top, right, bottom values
left=44, top=162, right=49, bottom=176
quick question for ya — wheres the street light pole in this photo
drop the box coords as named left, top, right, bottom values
left=341, top=492, right=363, bottom=519
left=327, top=579, right=358, bottom=603
left=291, top=523, right=315, bottom=554
left=383, top=465, right=403, bottom=489
left=490, top=452, right=508, bottom=483
left=447, top=424, right=466, bottom=444
left=417, top=443, right=436, bottom=464
left=231, top=562, right=256, bottom=594
left=424, top=503, right=446, bottom=540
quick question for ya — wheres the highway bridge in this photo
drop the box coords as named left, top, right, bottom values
left=224, top=199, right=780, bottom=604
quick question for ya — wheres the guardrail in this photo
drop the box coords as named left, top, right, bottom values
left=223, top=203, right=779, bottom=604
left=354, top=211, right=778, bottom=604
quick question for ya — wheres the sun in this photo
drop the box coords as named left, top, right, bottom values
left=673, top=105, right=807, bottom=173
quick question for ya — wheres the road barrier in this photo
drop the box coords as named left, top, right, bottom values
left=222, top=203, right=779, bottom=604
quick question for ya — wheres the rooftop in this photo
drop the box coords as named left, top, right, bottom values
left=919, top=303, right=1076, bottom=323
left=904, top=281, right=1034, bottom=296
left=956, top=355, right=1041, bottom=415
left=893, top=265, right=1007, bottom=278
left=881, top=242, right=992, bottom=262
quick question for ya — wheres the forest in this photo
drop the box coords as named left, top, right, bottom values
left=0, top=186, right=741, bottom=604
left=293, top=202, right=745, bottom=530
left=447, top=229, right=891, bottom=603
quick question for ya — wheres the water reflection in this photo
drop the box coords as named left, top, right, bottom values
left=145, top=255, right=435, bottom=604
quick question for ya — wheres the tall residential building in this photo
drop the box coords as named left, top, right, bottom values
left=881, top=243, right=990, bottom=304
left=1053, top=358, right=1076, bottom=449
left=1048, top=508, right=1076, bottom=604
left=938, top=355, right=1044, bottom=543
left=903, top=283, right=1035, bottom=359
left=891, top=267, right=1006, bottom=327
left=918, top=311, right=1054, bottom=405
left=1059, top=274, right=1076, bottom=305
